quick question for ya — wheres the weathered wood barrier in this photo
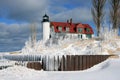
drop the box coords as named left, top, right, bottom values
left=59, top=55, right=111, bottom=71
left=26, top=55, right=112, bottom=71
left=27, top=62, right=42, bottom=70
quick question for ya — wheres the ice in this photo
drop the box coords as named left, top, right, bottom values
left=0, top=58, right=120, bottom=80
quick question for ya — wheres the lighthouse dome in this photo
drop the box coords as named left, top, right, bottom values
left=42, top=14, right=49, bottom=22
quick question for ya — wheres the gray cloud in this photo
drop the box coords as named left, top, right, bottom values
left=48, top=0, right=92, bottom=22
left=0, top=0, right=93, bottom=22
left=51, top=7, right=92, bottom=23
left=0, top=22, right=42, bottom=52
left=49, top=0, right=91, bottom=7
left=0, top=0, right=48, bottom=22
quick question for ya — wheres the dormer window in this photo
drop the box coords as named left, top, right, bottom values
left=50, top=26, right=54, bottom=32
left=58, top=26, right=62, bottom=32
left=85, top=28, right=90, bottom=32
left=87, top=29, right=90, bottom=32
left=77, top=28, right=83, bottom=33
left=66, top=27, right=69, bottom=32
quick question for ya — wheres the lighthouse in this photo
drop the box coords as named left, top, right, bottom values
left=42, top=14, right=50, bottom=41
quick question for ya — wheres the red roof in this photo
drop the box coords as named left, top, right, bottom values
left=50, top=22, right=94, bottom=34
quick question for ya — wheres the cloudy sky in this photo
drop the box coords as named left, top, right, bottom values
left=0, top=0, right=111, bottom=52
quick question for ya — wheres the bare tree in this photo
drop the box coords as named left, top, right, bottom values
left=110, top=0, right=120, bottom=31
left=91, top=0, right=106, bottom=37
left=118, top=6, right=120, bottom=28
left=118, top=10, right=120, bottom=32
left=30, top=23, right=37, bottom=47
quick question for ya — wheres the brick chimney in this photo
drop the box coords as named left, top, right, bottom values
left=70, top=18, right=72, bottom=24
left=67, top=20, right=69, bottom=23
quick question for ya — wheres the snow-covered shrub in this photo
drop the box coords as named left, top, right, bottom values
left=100, top=26, right=118, bottom=41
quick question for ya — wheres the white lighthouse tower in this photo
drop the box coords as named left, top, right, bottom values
left=42, top=14, right=50, bottom=41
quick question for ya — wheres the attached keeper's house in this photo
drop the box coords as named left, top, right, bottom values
left=42, top=14, right=94, bottom=41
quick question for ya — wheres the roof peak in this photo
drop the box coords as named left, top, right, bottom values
left=43, top=14, right=49, bottom=17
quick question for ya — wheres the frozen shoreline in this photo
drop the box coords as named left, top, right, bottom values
left=0, top=58, right=120, bottom=80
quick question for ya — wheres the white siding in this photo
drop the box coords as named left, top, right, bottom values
left=43, top=22, right=50, bottom=41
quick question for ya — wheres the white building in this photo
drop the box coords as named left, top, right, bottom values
left=42, top=14, right=94, bottom=41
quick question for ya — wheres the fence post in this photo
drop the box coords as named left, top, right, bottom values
left=74, top=55, right=78, bottom=70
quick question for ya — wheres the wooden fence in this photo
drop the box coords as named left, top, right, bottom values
left=27, top=62, right=42, bottom=70
left=27, top=55, right=112, bottom=71
left=59, top=55, right=111, bottom=71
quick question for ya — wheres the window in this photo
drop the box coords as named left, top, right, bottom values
left=50, top=26, right=54, bottom=32
left=66, top=27, right=69, bottom=32
left=87, top=28, right=90, bottom=32
left=86, top=34, right=92, bottom=38
left=58, top=26, right=62, bottom=31
left=77, top=28, right=83, bottom=33
left=78, top=34, right=82, bottom=39
left=85, top=28, right=90, bottom=32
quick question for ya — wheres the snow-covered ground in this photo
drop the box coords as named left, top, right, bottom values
left=0, top=58, right=120, bottom=80
left=1, top=28, right=120, bottom=56
left=21, top=37, right=120, bottom=55
left=0, top=59, right=15, bottom=67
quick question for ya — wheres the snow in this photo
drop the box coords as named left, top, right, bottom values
left=0, top=59, right=15, bottom=67
left=1, top=28, right=119, bottom=56
left=16, top=27, right=119, bottom=55
left=20, top=37, right=120, bottom=55
left=0, top=58, right=120, bottom=80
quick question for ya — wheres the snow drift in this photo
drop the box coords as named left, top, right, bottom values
left=0, top=58, right=120, bottom=80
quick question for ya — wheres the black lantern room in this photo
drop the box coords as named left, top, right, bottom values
left=42, top=14, right=49, bottom=22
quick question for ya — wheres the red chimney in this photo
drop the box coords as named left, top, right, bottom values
left=70, top=18, right=72, bottom=24
left=67, top=20, right=69, bottom=23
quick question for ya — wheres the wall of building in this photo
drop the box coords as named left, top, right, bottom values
left=49, top=26, right=94, bottom=40
left=43, top=22, right=50, bottom=41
